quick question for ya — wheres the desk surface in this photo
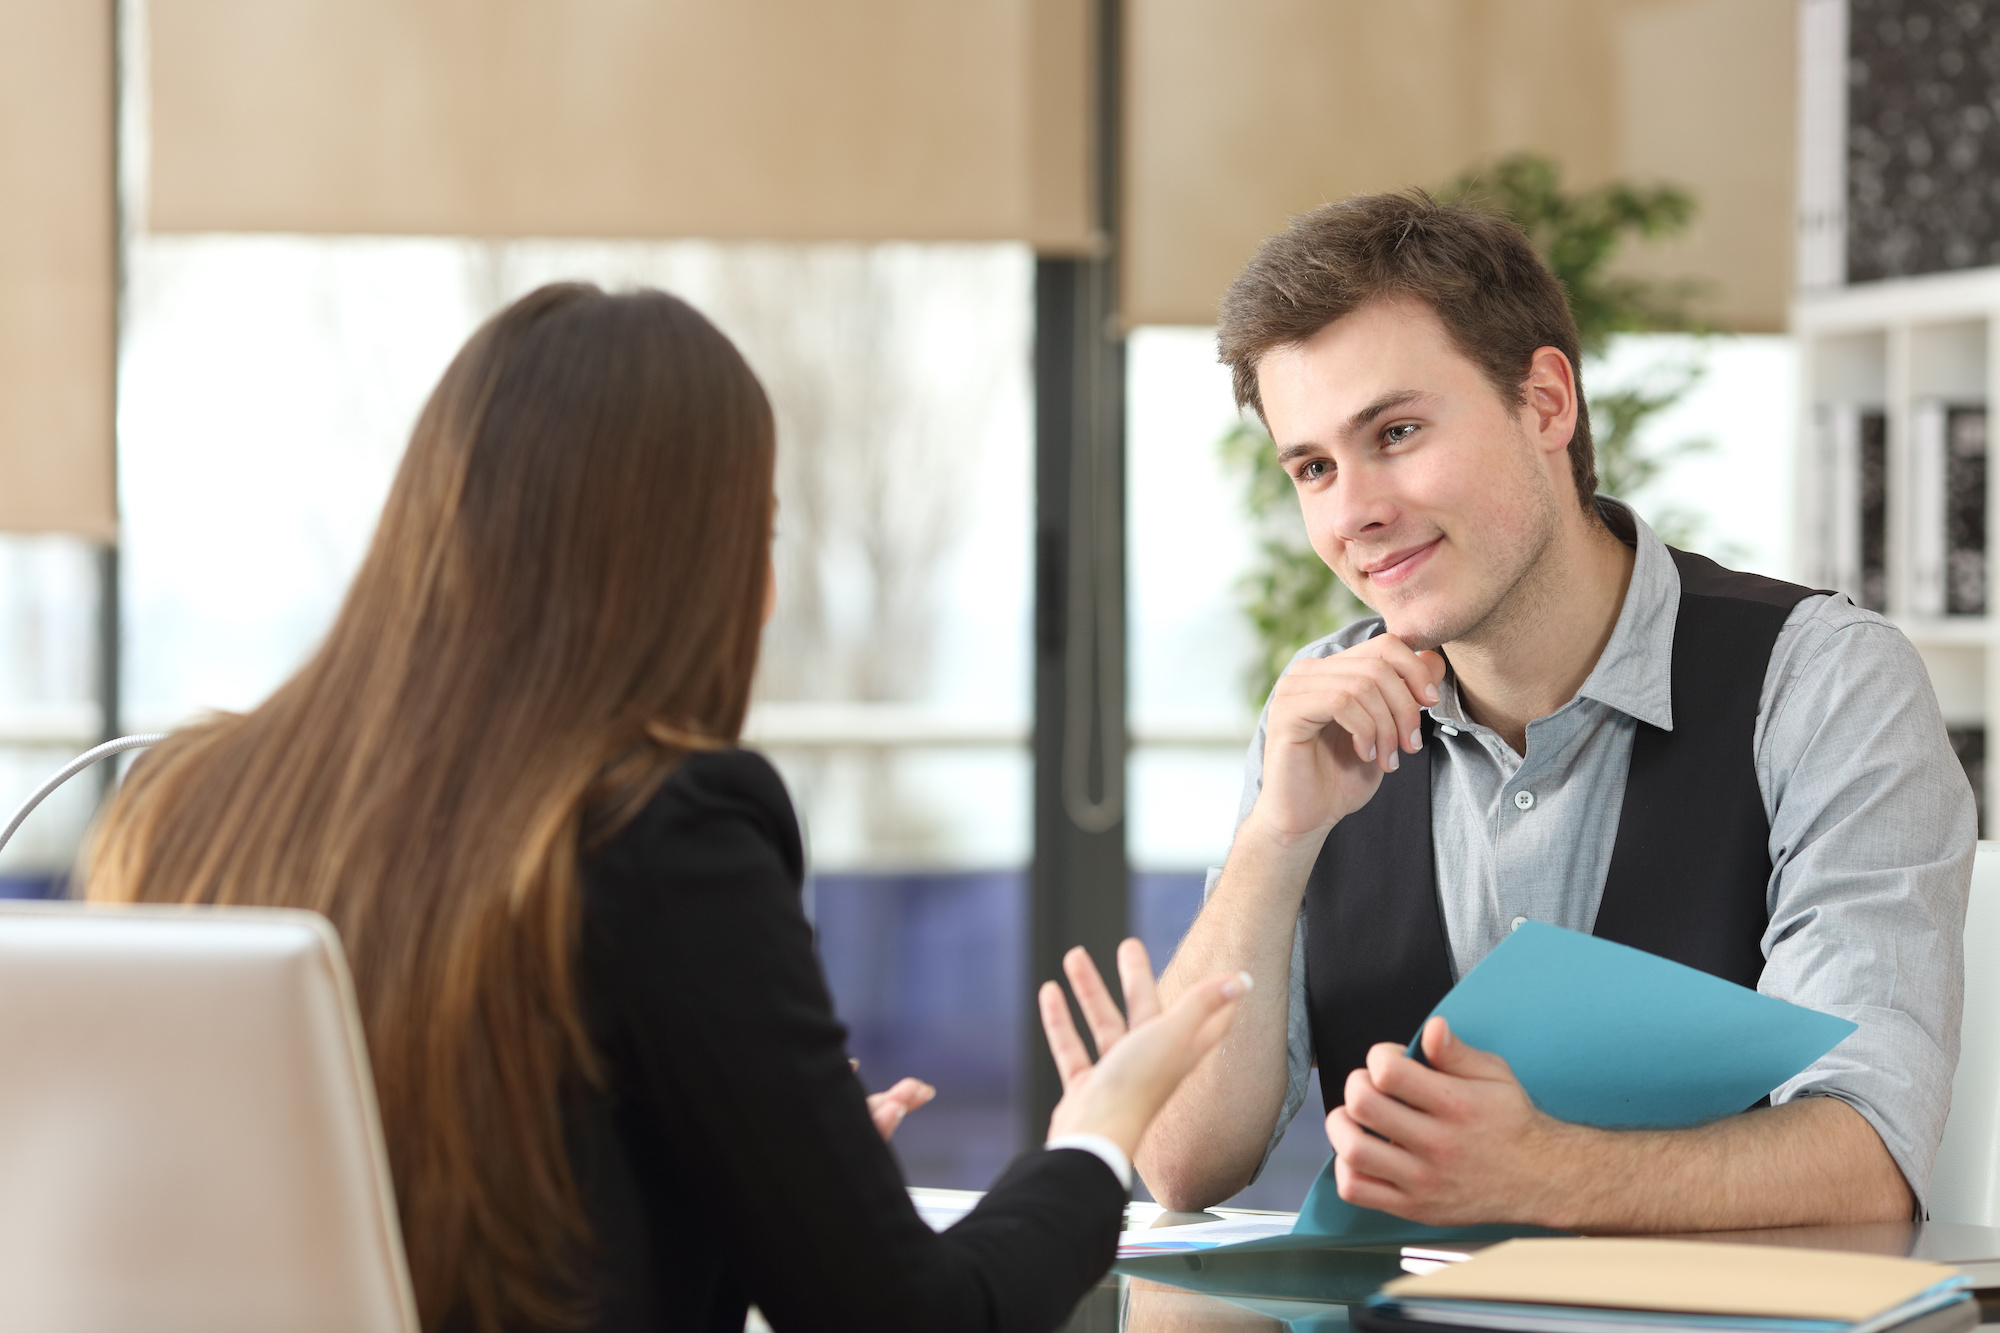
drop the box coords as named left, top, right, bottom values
left=908, top=1189, right=2000, bottom=1332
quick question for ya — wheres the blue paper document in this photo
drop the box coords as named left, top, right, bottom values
left=1292, top=921, right=1856, bottom=1241
left=1288, top=920, right=1848, bottom=1240
left=1403, top=921, right=1858, bottom=1128
left=1121, top=922, right=1858, bottom=1272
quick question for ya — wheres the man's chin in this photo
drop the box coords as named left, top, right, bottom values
left=1376, top=605, right=1468, bottom=653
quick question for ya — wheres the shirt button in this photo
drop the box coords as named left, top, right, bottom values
left=1513, top=789, right=1535, bottom=810
left=1511, top=916, right=1528, bottom=932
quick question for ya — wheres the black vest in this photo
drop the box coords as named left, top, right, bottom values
left=1304, top=547, right=1826, bottom=1110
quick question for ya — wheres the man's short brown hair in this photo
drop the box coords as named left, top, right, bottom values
left=1217, top=189, right=1596, bottom=504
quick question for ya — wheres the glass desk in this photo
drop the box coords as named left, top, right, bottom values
left=908, top=1190, right=2000, bottom=1333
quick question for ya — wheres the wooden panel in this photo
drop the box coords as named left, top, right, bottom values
left=148, top=0, right=1095, bottom=250
left=0, top=0, right=116, bottom=538
left=1124, top=0, right=1793, bottom=332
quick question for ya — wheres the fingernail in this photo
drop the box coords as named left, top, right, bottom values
left=1426, top=683, right=1440, bottom=703
left=1408, top=728, right=1423, bottom=751
left=1386, top=749, right=1399, bottom=772
left=1221, top=971, right=1255, bottom=999
left=1363, top=742, right=1376, bottom=762
left=890, top=1105, right=905, bottom=1122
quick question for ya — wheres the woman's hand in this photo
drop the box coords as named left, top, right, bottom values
left=1040, top=938, right=1250, bottom=1158
left=864, top=1076, right=935, bottom=1142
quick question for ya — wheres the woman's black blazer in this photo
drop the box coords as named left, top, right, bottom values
left=559, top=747, right=1125, bottom=1332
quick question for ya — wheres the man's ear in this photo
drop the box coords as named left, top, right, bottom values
left=1520, top=346, right=1579, bottom=457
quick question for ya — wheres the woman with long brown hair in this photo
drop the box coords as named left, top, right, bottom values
left=82, top=283, right=1245, bottom=1332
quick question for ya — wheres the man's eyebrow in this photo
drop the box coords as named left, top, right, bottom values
left=1272, top=390, right=1439, bottom=463
left=1343, top=389, right=1436, bottom=436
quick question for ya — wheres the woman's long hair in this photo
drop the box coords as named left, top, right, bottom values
left=83, top=284, right=776, bottom=1331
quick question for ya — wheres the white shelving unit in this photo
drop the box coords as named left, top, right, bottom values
left=1794, top=266, right=2000, bottom=825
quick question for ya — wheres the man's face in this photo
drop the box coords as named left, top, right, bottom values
left=1256, top=298, right=1570, bottom=650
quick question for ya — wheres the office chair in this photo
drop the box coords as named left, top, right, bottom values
left=1930, top=841, right=2000, bottom=1225
left=0, top=900, right=420, bottom=1333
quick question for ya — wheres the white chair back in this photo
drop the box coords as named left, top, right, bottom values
left=0, top=902, right=419, bottom=1333
left=1928, top=841, right=2000, bottom=1224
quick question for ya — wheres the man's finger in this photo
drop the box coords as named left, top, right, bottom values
left=1367, top=635, right=1448, bottom=712
left=1338, top=674, right=1405, bottom=773
left=1038, top=979, right=1094, bottom=1087
left=1364, top=1040, right=1461, bottom=1116
left=1325, top=1106, right=1424, bottom=1186
left=1418, top=1016, right=1518, bottom=1083
left=1062, top=946, right=1127, bottom=1054
left=1355, top=656, right=1426, bottom=759
left=1342, top=1065, right=1437, bottom=1150
left=1329, top=691, right=1398, bottom=769
left=1117, top=937, right=1162, bottom=1028
left=1333, top=1151, right=1414, bottom=1213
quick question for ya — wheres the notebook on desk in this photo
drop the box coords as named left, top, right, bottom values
left=1357, top=1238, right=1975, bottom=1333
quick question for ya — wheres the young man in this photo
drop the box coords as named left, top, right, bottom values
left=1139, top=191, right=1973, bottom=1228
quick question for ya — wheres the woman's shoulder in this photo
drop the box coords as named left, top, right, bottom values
left=661, top=745, right=792, bottom=810
left=591, top=746, right=803, bottom=887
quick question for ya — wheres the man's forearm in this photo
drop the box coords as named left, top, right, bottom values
left=1136, top=816, right=1328, bottom=1210
left=1533, top=1096, right=1913, bottom=1233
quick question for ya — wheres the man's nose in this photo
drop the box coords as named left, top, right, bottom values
left=1326, top=462, right=1398, bottom=542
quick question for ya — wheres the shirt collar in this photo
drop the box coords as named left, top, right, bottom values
left=1571, top=497, right=1677, bottom=731
left=1426, top=497, right=1678, bottom=734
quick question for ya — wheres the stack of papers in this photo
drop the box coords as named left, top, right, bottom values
left=1365, top=1239, right=1973, bottom=1333
left=1117, top=1214, right=1297, bottom=1256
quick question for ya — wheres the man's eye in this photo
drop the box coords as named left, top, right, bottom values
left=1385, top=422, right=1419, bottom=444
left=1298, top=459, right=1329, bottom=481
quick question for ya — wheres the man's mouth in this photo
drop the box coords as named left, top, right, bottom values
left=1359, top=537, right=1442, bottom=588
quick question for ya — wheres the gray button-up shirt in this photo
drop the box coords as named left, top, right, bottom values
left=1214, top=503, right=1974, bottom=1202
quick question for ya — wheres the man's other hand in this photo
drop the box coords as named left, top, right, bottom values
left=1253, top=635, right=1447, bottom=841
left=1324, top=1016, right=1571, bottom=1225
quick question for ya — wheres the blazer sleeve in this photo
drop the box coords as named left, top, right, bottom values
left=580, top=748, right=1125, bottom=1333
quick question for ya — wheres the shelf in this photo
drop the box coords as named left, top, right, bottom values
left=1796, top=265, right=2000, bottom=333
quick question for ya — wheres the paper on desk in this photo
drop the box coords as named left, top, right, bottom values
left=1118, top=1215, right=1297, bottom=1256
left=1121, top=924, right=1859, bottom=1278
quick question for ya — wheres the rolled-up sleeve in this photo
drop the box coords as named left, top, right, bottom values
left=1757, top=599, right=1975, bottom=1208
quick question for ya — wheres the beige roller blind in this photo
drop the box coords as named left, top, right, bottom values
left=1126, top=0, right=1794, bottom=331
left=148, top=0, right=1094, bottom=250
left=0, top=0, right=116, bottom=540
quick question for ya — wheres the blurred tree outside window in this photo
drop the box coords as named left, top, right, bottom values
left=1221, top=154, right=1723, bottom=706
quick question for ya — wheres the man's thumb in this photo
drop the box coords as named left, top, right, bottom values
left=1420, top=1015, right=1462, bottom=1067
left=1421, top=1015, right=1508, bottom=1079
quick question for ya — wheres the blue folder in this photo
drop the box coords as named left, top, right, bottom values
left=1287, top=921, right=1858, bottom=1243
left=1123, top=921, right=1859, bottom=1271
